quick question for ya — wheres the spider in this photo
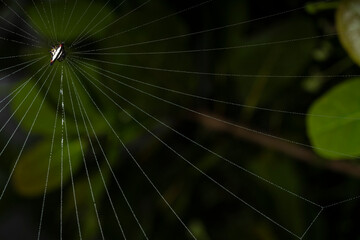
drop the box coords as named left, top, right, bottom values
left=50, top=43, right=66, bottom=65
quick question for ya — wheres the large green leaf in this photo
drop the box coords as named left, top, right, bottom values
left=13, top=139, right=85, bottom=196
left=11, top=66, right=110, bottom=137
left=11, top=68, right=61, bottom=136
left=337, top=0, right=360, bottom=66
left=307, top=78, right=360, bottom=159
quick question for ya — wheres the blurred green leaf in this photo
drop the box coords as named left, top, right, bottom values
left=11, top=70, right=59, bottom=136
left=307, top=78, right=360, bottom=159
left=189, top=220, right=211, bottom=240
left=306, top=1, right=339, bottom=15
left=11, top=66, right=109, bottom=137
left=337, top=0, right=360, bottom=66
left=302, top=76, right=325, bottom=93
left=13, top=139, right=84, bottom=196
left=27, top=0, right=115, bottom=41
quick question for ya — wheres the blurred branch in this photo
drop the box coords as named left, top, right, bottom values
left=192, top=111, right=360, bottom=178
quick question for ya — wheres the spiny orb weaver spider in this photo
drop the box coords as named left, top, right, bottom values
left=50, top=43, right=66, bottom=65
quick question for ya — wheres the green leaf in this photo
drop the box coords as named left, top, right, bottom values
left=11, top=65, right=109, bottom=137
left=336, top=0, right=360, bottom=66
left=188, top=220, right=211, bottom=240
left=13, top=139, right=85, bottom=197
left=306, top=1, right=339, bottom=15
left=11, top=69, right=60, bottom=136
left=27, top=0, right=115, bottom=41
left=307, top=78, right=360, bottom=159
left=61, top=63, right=110, bottom=136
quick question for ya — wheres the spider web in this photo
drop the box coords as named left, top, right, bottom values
left=0, top=0, right=358, bottom=239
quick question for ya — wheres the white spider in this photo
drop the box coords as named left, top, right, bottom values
left=50, top=43, right=66, bottom=65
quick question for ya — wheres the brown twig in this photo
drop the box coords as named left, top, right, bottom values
left=192, top=111, right=360, bottom=178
